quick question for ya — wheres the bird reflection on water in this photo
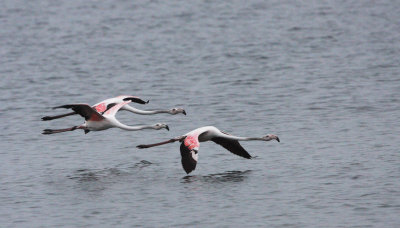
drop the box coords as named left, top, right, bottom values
left=181, top=170, right=252, bottom=184
left=68, top=168, right=125, bottom=182
left=68, top=160, right=153, bottom=183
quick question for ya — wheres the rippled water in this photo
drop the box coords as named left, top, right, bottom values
left=1, top=0, right=400, bottom=227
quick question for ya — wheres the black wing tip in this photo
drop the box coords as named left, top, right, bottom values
left=123, top=97, right=150, bottom=104
left=211, top=137, right=252, bottom=159
left=52, top=104, right=73, bottom=109
left=52, top=105, right=63, bottom=109
left=183, top=163, right=195, bottom=174
left=42, top=129, right=53, bottom=134
left=42, top=116, right=51, bottom=121
left=184, top=169, right=193, bottom=174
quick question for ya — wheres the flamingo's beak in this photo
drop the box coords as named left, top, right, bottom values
left=276, top=137, right=280, bottom=142
left=182, top=110, right=187, bottom=115
left=166, top=125, right=170, bottom=131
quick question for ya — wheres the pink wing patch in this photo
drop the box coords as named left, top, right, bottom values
left=104, top=101, right=131, bottom=115
left=95, top=103, right=106, bottom=112
left=184, top=135, right=200, bottom=150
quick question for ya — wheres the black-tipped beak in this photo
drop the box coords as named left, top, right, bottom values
left=166, top=125, right=169, bottom=131
left=276, top=137, right=280, bottom=142
left=182, top=110, right=186, bottom=115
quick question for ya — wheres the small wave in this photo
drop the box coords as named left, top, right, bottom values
left=181, top=170, right=252, bottom=184
left=68, top=160, right=153, bottom=182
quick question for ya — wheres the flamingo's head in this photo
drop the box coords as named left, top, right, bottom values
left=169, top=108, right=186, bottom=115
left=154, top=123, right=169, bottom=131
left=263, top=134, right=280, bottom=142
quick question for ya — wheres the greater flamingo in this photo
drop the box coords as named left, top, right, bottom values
left=137, top=126, right=279, bottom=174
left=42, top=95, right=186, bottom=121
left=42, top=100, right=169, bottom=135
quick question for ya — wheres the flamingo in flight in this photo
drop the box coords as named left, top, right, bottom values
left=42, top=100, right=169, bottom=135
left=137, top=126, right=280, bottom=174
left=42, top=95, right=186, bottom=121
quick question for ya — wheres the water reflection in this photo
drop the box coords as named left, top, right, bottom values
left=181, top=170, right=252, bottom=184
left=68, top=168, right=125, bottom=182
left=128, top=160, right=153, bottom=169
left=68, top=160, right=152, bottom=183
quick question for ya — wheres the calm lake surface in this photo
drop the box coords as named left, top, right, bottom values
left=1, top=0, right=399, bottom=227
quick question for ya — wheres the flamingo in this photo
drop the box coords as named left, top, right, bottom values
left=42, top=100, right=169, bottom=135
left=136, top=126, right=280, bottom=174
left=42, top=95, right=186, bottom=121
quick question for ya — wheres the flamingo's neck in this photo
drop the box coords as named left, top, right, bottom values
left=118, top=124, right=158, bottom=131
left=123, top=105, right=169, bottom=115
left=218, top=134, right=266, bottom=142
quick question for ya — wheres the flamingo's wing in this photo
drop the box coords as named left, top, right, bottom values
left=93, top=103, right=118, bottom=114
left=53, top=104, right=104, bottom=121
left=180, top=136, right=199, bottom=174
left=211, top=137, right=252, bottom=159
left=103, top=100, right=132, bottom=117
left=42, top=111, right=76, bottom=121
left=121, top=95, right=149, bottom=104
left=93, top=102, right=117, bottom=113
left=180, top=142, right=198, bottom=174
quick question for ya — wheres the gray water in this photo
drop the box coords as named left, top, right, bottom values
left=1, top=0, right=400, bottom=227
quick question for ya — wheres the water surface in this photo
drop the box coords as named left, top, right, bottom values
left=1, top=0, right=399, bottom=227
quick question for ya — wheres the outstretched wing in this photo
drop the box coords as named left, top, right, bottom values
left=42, top=111, right=76, bottom=121
left=103, top=100, right=132, bottom=117
left=180, top=141, right=198, bottom=174
left=180, top=136, right=199, bottom=174
left=211, top=137, right=252, bottom=159
left=53, top=104, right=104, bottom=121
left=121, top=95, right=149, bottom=104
